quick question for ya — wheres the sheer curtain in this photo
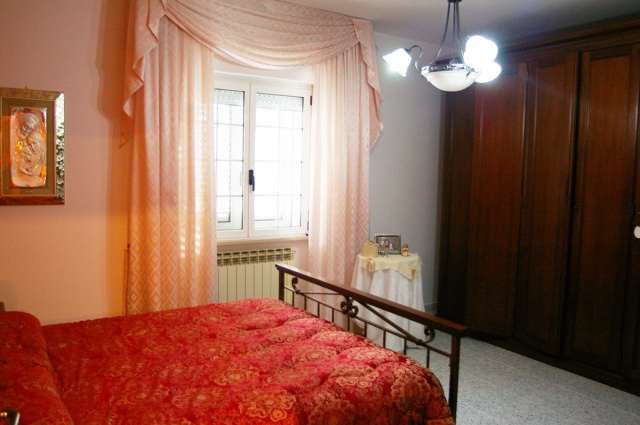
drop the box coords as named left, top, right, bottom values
left=308, top=46, right=375, bottom=284
left=122, top=0, right=383, bottom=313
left=125, top=18, right=217, bottom=314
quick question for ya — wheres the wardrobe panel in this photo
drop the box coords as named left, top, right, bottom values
left=515, top=52, right=578, bottom=355
left=619, top=44, right=640, bottom=382
left=465, top=63, right=527, bottom=337
left=566, top=45, right=640, bottom=372
left=437, top=88, right=476, bottom=323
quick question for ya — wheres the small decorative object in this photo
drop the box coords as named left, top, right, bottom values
left=361, top=240, right=379, bottom=257
left=0, top=87, right=65, bottom=205
left=374, top=234, right=401, bottom=255
left=365, top=258, right=376, bottom=272
left=410, top=267, right=418, bottom=279
left=402, top=243, right=409, bottom=256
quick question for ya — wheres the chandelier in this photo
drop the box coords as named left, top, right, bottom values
left=383, top=0, right=501, bottom=92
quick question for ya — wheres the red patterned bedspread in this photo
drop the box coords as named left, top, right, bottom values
left=4, top=298, right=454, bottom=424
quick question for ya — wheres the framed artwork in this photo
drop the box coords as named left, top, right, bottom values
left=0, top=87, right=65, bottom=205
left=374, top=234, right=401, bottom=255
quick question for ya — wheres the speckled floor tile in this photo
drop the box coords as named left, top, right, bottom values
left=407, top=338, right=640, bottom=425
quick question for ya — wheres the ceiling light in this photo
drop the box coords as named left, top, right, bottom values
left=384, top=0, right=501, bottom=92
left=382, top=45, right=422, bottom=77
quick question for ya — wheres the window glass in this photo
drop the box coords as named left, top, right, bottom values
left=214, top=80, right=310, bottom=239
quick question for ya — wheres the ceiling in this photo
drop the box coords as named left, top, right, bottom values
left=284, top=0, right=640, bottom=45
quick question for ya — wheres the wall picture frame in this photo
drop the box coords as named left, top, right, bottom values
left=374, top=234, right=401, bottom=255
left=0, top=87, right=65, bottom=205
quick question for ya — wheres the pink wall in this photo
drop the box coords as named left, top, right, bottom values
left=0, top=0, right=130, bottom=324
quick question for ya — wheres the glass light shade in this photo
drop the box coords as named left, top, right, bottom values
left=421, top=66, right=479, bottom=92
left=463, top=35, right=498, bottom=69
left=475, top=61, right=502, bottom=83
left=383, top=48, right=413, bottom=77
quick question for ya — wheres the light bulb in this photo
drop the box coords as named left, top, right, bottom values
left=475, top=61, right=502, bottom=83
left=383, top=48, right=413, bottom=77
left=464, top=35, right=498, bottom=69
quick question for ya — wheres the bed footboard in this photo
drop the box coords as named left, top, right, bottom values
left=276, top=264, right=468, bottom=421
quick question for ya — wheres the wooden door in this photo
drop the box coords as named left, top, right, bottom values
left=515, top=51, right=578, bottom=355
left=438, top=87, right=476, bottom=323
left=565, top=44, right=640, bottom=372
left=621, top=45, right=640, bottom=383
left=465, top=63, right=527, bottom=337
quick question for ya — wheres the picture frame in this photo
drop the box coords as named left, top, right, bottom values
left=374, top=234, right=401, bottom=255
left=0, top=87, right=65, bottom=205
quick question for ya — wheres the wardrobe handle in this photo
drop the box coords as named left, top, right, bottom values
left=635, top=226, right=640, bottom=239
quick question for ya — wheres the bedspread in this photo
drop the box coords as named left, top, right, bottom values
left=3, top=298, right=454, bottom=424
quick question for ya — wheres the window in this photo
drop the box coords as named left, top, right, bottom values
left=214, top=78, right=311, bottom=240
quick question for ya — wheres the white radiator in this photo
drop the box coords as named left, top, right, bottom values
left=217, top=248, right=295, bottom=303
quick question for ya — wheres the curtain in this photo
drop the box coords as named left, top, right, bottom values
left=308, top=47, right=373, bottom=284
left=126, top=18, right=217, bottom=314
left=122, top=0, right=383, bottom=313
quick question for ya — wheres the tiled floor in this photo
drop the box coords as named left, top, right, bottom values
left=408, top=338, right=640, bottom=424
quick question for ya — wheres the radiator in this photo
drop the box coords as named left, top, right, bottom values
left=217, top=248, right=295, bottom=303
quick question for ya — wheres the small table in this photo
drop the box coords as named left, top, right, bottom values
left=351, top=253, right=425, bottom=352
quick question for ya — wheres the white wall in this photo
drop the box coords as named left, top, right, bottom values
left=371, top=33, right=443, bottom=313
left=0, top=2, right=444, bottom=323
left=0, top=0, right=130, bottom=324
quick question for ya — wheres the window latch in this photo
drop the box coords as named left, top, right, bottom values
left=249, top=169, right=255, bottom=191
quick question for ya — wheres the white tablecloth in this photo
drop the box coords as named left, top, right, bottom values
left=351, top=254, right=425, bottom=352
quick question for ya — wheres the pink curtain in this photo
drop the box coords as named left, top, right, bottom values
left=308, top=47, right=374, bottom=284
left=122, top=0, right=383, bottom=313
left=126, top=18, right=217, bottom=314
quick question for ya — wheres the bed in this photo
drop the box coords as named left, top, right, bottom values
left=0, top=265, right=467, bottom=424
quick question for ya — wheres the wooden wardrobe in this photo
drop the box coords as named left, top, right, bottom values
left=438, top=16, right=640, bottom=395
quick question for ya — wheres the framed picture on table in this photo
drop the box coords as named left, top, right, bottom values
left=374, top=234, right=401, bottom=255
left=0, top=87, right=65, bottom=205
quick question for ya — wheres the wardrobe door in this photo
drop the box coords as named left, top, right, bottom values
left=621, top=45, right=640, bottom=383
left=565, top=44, right=640, bottom=372
left=514, top=52, right=578, bottom=355
left=465, top=63, right=527, bottom=337
left=438, top=87, right=476, bottom=323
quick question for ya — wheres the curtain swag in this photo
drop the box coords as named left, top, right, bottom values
left=122, top=0, right=382, bottom=146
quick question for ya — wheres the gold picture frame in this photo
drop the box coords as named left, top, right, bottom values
left=0, top=87, right=64, bottom=205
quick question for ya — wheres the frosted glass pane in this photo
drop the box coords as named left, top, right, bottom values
left=216, top=160, right=243, bottom=196
left=278, top=196, right=292, bottom=227
left=291, top=197, right=301, bottom=227
left=279, top=129, right=293, bottom=160
left=255, top=127, right=279, bottom=161
left=216, top=104, right=231, bottom=124
left=290, top=139, right=301, bottom=162
left=280, top=110, right=294, bottom=127
left=254, top=196, right=278, bottom=228
left=291, top=165, right=302, bottom=194
left=230, top=105, right=243, bottom=125
left=279, top=163, right=293, bottom=194
left=256, top=108, right=279, bottom=127
left=230, top=126, right=244, bottom=160
left=254, top=162, right=278, bottom=195
left=217, top=196, right=243, bottom=230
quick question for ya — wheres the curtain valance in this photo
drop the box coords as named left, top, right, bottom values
left=122, top=0, right=382, bottom=145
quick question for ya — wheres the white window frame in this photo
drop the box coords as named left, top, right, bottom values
left=214, top=75, right=311, bottom=240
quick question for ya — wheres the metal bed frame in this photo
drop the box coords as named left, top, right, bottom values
left=276, top=264, right=468, bottom=421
